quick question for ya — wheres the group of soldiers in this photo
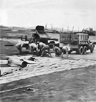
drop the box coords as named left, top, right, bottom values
left=29, top=41, right=69, bottom=58
left=16, top=36, right=70, bottom=58
left=29, top=40, right=51, bottom=57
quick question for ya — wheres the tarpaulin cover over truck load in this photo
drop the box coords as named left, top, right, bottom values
left=60, top=32, right=78, bottom=44
left=60, top=32, right=89, bottom=45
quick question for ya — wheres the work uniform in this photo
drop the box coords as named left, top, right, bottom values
left=38, top=42, right=51, bottom=57
left=29, top=43, right=38, bottom=54
left=29, top=43, right=38, bottom=48
left=62, top=44, right=70, bottom=58
left=62, top=44, right=70, bottom=53
left=38, top=42, right=45, bottom=48
left=16, top=41, right=29, bottom=53
left=54, top=46, right=62, bottom=56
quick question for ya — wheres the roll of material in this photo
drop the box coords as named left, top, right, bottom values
left=0, top=56, right=37, bottom=67
left=8, top=58, right=27, bottom=68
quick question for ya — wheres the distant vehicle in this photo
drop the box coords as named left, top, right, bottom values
left=60, top=32, right=95, bottom=54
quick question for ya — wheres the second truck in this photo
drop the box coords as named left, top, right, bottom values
left=60, top=32, right=95, bottom=54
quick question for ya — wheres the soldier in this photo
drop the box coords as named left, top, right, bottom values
left=62, top=44, right=70, bottom=58
left=38, top=42, right=51, bottom=57
left=15, top=41, right=23, bottom=53
left=16, top=39, right=30, bottom=54
left=29, top=42, right=38, bottom=55
left=53, top=45, right=62, bottom=57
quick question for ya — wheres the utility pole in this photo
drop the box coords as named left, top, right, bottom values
left=67, top=26, right=69, bottom=32
left=72, top=26, right=74, bottom=32
left=45, top=24, right=47, bottom=29
left=62, top=28, right=63, bottom=32
left=51, top=24, right=53, bottom=30
left=78, top=27, right=79, bottom=32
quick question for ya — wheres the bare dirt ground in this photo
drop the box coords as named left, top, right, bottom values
left=0, top=37, right=96, bottom=102
left=0, top=64, right=96, bottom=102
left=0, top=56, right=96, bottom=84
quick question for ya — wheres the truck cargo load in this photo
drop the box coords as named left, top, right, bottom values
left=60, top=32, right=94, bottom=54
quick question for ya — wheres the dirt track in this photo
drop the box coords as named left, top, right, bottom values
left=0, top=38, right=96, bottom=102
left=0, top=63, right=96, bottom=102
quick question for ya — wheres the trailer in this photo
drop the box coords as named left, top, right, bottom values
left=60, top=32, right=95, bottom=54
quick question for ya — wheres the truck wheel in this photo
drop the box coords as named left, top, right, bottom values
left=78, top=46, right=83, bottom=55
left=83, top=46, right=87, bottom=54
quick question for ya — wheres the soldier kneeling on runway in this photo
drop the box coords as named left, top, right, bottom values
left=37, top=42, right=51, bottom=57
left=53, top=45, right=62, bottom=57
left=29, top=42, right=38, bottom=55
left=62, top=44, right=70, bottom=58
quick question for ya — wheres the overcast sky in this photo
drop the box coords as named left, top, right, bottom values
left=0, top=0, right=96, bottom=30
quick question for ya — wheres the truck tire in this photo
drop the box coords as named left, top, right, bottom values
left=78, top=46, right=83, bottom=55
left=83, top=46, right=87, bottom=54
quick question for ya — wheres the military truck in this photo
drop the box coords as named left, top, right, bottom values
left=32, top=25, right=59, bottom=45
left=16, top=25, right=59, bottom=53
left=60, top=32, right=95, bottom=54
